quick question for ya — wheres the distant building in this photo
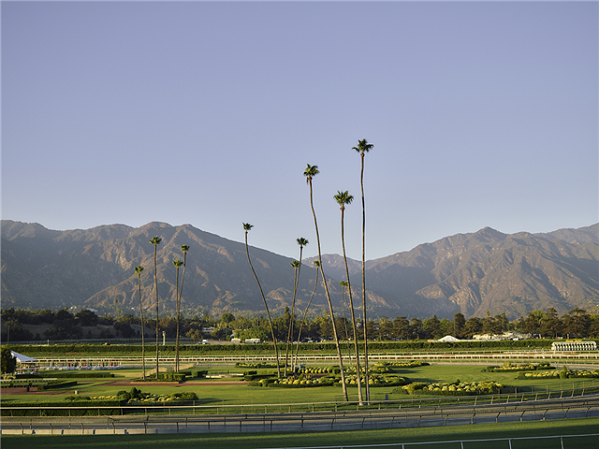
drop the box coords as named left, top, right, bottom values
left=551, top=341, right=597, bottom=351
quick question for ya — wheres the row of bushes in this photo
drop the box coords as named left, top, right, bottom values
left=16, top=372, right=115, bottom=379
left=395, top=380, right=504, bottom=396
left=517, top=367, right=599, bottom=380
left=37, top=380, right=78, bottom=391
left=11, top=339, right=595, bottom=355
left=482, top=362, right=555, bottom=372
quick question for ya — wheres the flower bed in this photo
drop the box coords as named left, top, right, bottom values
left=517, top=368, right=599, bottom=380
left=483, top=362, right=554, bottom=373
left=395, top=380, right=504, bottom=396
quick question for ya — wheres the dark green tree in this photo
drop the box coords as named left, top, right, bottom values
left=1, top=348, right=17, bottom=375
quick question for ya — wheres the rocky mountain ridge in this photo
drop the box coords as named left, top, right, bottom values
left=1, top=220, right=597, bottom=320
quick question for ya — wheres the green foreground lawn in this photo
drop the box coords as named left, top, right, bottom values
left=2, top=418, right=598, bottom=449
left=3, top=364, right=598, bottom=406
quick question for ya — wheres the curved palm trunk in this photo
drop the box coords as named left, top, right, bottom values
left=291, top=247, right=304, bottom=373
left=308, top=179, right=348, bottom=401
left=340, top=284, right=352, bottom=359
left=245, top=233, right=281, bottom=377
left=174, top=265, right=180, bottom=373
left=284, top=265, right=298, bottom=376
left=360, top=153, right=370, bottom=402
left=154, top=246, right=160, bottom=379
left=137, top=273, right=145, bottom=380
left=340, top=206, right=363, bottom=404
left=293, top=264, right=318, bottom=370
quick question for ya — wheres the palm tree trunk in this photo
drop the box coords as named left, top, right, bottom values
left=284, top=266, right=298, bottom=376
left=138, top=274, right=145, bottom=380
left=245, top=233, right=281, bottom=378
left=360, top=153, right=370, bottom=402
left=154, top=246, right=159, bottom=379
left=309, top=179, right=348, bottom=401
left=293, top=264, right=319, bottom=370
left=177, top=252, right=187, bottom=374
left=174, top=266, right=180, bottom=373
left=340, top=284, right=352, bottom=359
left=340, top=206, right=363, bottom=404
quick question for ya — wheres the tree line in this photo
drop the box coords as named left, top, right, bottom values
left=2, top=305, right=598, bottom=345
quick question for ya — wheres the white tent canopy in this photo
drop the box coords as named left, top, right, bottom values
left=10, top=351, right=37, bottom=363
left=437, top=335, right=460, bottom=342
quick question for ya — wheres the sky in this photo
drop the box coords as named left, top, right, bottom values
left=2, top=1, right=597, bottom=261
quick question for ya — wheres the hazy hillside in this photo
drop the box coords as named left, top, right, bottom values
left=2, top=220, right=597, bottom=319
left=1, top=220, right=403, bottom=319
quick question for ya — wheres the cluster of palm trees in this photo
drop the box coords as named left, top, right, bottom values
left=244, top=139, right=374, bottom=402
left=134, top=237, right=189, bottom=379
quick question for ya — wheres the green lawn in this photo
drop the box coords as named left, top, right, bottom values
left=2, top=364, right=598, bottom=407
left=1, top=417, right=598, bottom=449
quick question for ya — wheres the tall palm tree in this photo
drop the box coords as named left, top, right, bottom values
left=172, top=259, right=183, bottom=372
left=304, top=164, right=348, bottom=401
left=285, top=260, right=301, bottom=375
left=149, top=236, right=162, bottom=378
left=244, top=223, right=281, bottom=377
left=135, top=265, right=146, bottom=379
left=293, top=260, right=319, bottom=369
left=334, top=190, right=363, bottom=403
left=178, top=245, right=190, bottom=373
left=353, top=138, right=373, bottom=401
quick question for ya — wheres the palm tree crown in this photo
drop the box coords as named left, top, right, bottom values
left=352, top=138, right=374, bottom=155
left=334, top=190, right=354, bottom=210
left=243, top=223, right=253, bottom=233
left=303, top=164, right=319, bottom=183
left=149, top=236, right=162, bottom=246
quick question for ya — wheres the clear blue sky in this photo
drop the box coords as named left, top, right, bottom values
left=2, top=1, right=597, bottom=261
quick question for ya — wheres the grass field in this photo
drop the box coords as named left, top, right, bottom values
left=3, top=364, right=598, bottom=406
left=1, top=417, right=598, bottom=449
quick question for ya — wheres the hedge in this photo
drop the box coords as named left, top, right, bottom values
left=32, top=372, right=115, bottom=378
left=10, top=339, right=596, bottom=356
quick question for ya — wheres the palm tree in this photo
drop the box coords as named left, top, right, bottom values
left=178, top=245, right=190, bottom=373
left=353, top=138, right=373, bottom=401
left=285, top=260, right=301, bottom=375
left=304, top=164, right=348, bottom=401
left=149, top=236, right=162, bottom=378
left=172, top=259, right=183, bottom=372
left=293, top=260, right=319, bottom=369
left=334, top=190, right=363, bottom=403
left=135, top=265, right=146, bottom=379
left=243, top=223, right=281, bottom=377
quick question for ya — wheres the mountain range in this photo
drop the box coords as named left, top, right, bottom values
left=1, top=220, right=597, bottom=320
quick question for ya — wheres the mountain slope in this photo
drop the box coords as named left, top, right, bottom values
left=2, top=220, right=597, bottom=319
left=1, top=220, right=402, bottom=318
